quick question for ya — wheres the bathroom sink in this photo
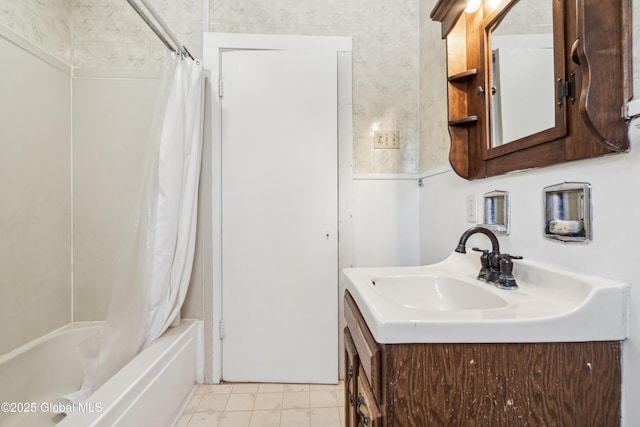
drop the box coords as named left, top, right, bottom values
left=341, top=251, right=629, bottom=344
left=371, top=276, right=507, bottom=311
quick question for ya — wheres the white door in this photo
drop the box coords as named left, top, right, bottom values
left=220, top=49, right=338, bottom=384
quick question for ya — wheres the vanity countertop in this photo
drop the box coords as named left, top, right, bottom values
left=341, top=251, right=629, bottom=344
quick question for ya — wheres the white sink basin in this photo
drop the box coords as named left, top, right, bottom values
left=342, top=251, right=629, bottom=344
left=371, top=276, right=507, bottom=311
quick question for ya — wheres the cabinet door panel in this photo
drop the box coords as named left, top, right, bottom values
left=357, top=366, right=382, bottom=427
left=345, top=292, right=381, bottom=400
left=344, top=327, right=359, bottom=427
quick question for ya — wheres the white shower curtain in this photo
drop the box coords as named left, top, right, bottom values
left=66, top=52, right=204, bottom=403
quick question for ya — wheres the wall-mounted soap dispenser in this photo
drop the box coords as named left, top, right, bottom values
left=543, top=182, right=592, bottom=242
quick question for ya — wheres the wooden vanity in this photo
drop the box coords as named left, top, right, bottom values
left=344, top=290, right=622, bottom=426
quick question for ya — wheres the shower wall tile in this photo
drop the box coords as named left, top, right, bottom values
left=72, top=77, right=160, bottom=321
left=0, top=0, right=71, bottom=64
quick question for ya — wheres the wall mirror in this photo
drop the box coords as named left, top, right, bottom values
left=488, top=0, right=561, bottom=148
left=431, top=0, right=631, bottom=180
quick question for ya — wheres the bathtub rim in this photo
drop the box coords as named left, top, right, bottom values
left=0, top=321, right=104, bottom=364
left=56, top=319, right=202, bottom=426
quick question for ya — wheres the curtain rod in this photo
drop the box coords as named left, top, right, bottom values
left=126, top=0, right=194, bottom=60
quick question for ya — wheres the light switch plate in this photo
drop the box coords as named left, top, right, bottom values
left=466, top=194, right=477, bottom=222
left=373, top=131, right=399, bottom=149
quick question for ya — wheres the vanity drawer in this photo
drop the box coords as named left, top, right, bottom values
left=344, top=291, right=381, bottom=402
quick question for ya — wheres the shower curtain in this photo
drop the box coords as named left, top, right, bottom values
left=66, top=52, right=204, bottom=403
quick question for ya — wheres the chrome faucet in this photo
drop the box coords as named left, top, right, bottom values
left=455, top=226, right=522, bottom=289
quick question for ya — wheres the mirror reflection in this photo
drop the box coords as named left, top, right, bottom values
left=489, top=0, right=555, bottom=147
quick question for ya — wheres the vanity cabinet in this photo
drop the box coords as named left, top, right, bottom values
left=344, top=290, right=622, bottom=426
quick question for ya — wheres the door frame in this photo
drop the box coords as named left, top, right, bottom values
left=202, top=33, right=353, bottom=383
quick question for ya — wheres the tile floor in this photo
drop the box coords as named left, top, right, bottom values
left=175, top=381, right=345, bottom=427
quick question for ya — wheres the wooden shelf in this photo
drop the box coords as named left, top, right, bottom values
left=448, top=115, right=478, bottom=126
left=447, top=69, right=478, bottom=82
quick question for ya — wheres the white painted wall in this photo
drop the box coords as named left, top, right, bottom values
left=419, top=123, right=640, bottom=425
left=352, top=176, right=420, bottom=267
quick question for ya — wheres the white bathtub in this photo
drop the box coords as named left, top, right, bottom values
left=0, top=320, right=201, bottom=427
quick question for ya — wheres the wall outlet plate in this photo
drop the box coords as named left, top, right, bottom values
left=373, top=131, right=399, bottom=149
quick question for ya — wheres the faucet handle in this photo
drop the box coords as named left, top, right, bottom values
left=471, top=248, right=490, bottom=267
left=471, top=247, right=487, bottom=253
left=472, top=248, right=492, bottom=281
left=499, top=254, right=523, bottom=276
left=496, top=254, right=523, bottom=290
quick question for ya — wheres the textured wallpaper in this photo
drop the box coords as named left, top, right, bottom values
left=65, top=0, right=421, bottom=174
left=0, top=0, right=71, bottom=64
left=71, top=0, right=203, bottom=69
left=2, top=0, right=638, bottom=174
left=1, top=0, right=421, bottom=174
left=208, top=0, right=421, bottom=174
left=419, top=0, right=449, bottom=172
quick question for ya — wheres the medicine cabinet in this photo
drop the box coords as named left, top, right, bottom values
left=430, top=0, right=631, bottom=180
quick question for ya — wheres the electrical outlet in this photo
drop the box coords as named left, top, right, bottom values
left=373, top=131, right=399, bottom=149
left=466, top=194, right=477, bottom=223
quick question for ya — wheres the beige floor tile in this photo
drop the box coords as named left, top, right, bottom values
left=249, top=409, right=282, bottom=427
left=218, top=411, right=252, bottom=427
left=184, top=394, right=204, bottom=413
left=199, top=383, right=234, bottom=394
left=309, top=383, right=336, bottom=391
left=232, top=383, right=260, bottom=393
left=187, top=411, right=223, bottom=427
left=258, top=383, right=285, bottom=393
left=280, top=408, right=311, bottom=427
left=174, top=413, right=192, bottom=427
left=310, top=390, right=338, bottom=408
left=182, top=382, right=344, bottom=425
left=253, top=392, right=283, bottom=410
left=196, top=394, right=230, bottom=412
left=310, top=407, right=342, bottom=427
left=282, top=391, right=310, bottom=409
left=284, top=383, right=310, bottom=392
left=225, top=393, right=257, bottom=411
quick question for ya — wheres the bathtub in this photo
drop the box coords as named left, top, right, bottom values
left=0, top=319, right=201, bottom=427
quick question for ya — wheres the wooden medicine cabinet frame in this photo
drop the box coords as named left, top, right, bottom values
left=431, top=0, right=632, bottom=180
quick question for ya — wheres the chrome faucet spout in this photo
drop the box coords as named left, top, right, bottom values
left=454, top=226, right=500, bottom=254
